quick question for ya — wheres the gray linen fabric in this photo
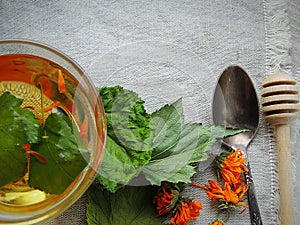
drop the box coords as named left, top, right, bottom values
left=1, top=0, right=299, bottom=224
left=286, top=0, right=300, bottom=222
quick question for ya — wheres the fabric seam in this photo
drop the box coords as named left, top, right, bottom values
left=262, top=0, right=293, bottom=224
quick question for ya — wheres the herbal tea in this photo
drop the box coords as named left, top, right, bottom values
left=0, top=54, right=91, bottom=207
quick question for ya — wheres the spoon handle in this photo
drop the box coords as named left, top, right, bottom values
left=245, top=162, right=263, bottom=225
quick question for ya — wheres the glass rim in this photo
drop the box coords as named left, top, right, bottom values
left=0, top=38, right=106, bottom=224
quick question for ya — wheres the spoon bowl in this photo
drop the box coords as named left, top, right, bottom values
left=212, top=65, right=262, bottom=225
left=213, top=66, right=259, bottom=148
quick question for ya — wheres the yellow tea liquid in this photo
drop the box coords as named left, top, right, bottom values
left=0, top=54, right=84, bottom=207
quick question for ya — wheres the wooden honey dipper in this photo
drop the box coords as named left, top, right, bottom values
left=262, top=73, right=299, bottom=225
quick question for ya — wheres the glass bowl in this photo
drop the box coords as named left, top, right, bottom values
left=0, top=39, right=106, bottom=224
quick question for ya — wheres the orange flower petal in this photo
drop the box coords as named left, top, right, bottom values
left=80, top=115, right=89, bottom=148
left=26, top=150, right=47, bottom=164
left=43, top=101, right=60, bottom=112
left=58, top=69, right=66, bottom=94
left=209, top=219, right=226, bottom=225
left=153, top=183, right=177, bottom=216
left=170, top=200, right=202, bottom=225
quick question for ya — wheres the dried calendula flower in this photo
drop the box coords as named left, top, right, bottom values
left=153, top=182, right=202, bottom=225
left=170, top=199, right=202, bottom=225
left=192, top=180, right=248, bottom=213
left=215, top=148, right=248, bottom=188
left=209, top=219, right=226, bottom=225
left=153, top=182, right=180, bottom=216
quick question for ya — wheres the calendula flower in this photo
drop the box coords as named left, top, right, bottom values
left=153, top=182, right=179, bottom=216
left=209, top=219, right=226, bottom=225
left=215, top=148, right=248, bottom=187
left=170, top=199, right=202, bottom=225
left=154, top=182, right=202, bottom=224
left=193, top=180, right=248, bottom=213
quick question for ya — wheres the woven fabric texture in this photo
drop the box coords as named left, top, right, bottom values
left=1, top=0, right=299, bottom=224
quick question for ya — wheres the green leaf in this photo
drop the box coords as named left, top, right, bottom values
left=0, top=92, right=39, bottom=187
left=86, top=185, right=164, bottom=225
left=143, top=99, right=233, bottom=186
left=97, top=86, right=248, bottom=190
left=222, top=127, right=249, bottom=137
left=96, top=136, right=143, bottom=193
left=97, top=86, right=154, bottom=191
left=188, top=125, right=226, bottom=163
left=151, top=99, right=183, bottom=160
left=143, top=124, right=200, bottom=185
left=98, top=86, right=153, bottom=166
left=29, top=113, right=88, bottom=194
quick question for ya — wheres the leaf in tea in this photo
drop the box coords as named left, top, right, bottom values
left=29, top=113, right=88, bottom=194
left=0, top=92, right=40, bottom=187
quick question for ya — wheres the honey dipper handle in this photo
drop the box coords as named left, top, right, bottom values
left=276, top=124, right=295, bottom=225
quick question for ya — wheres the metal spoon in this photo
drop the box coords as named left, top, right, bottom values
left=212, top=66, right=263, bottom=225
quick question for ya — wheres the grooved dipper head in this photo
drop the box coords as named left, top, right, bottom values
left=262, top=73, right=299, bottom=125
